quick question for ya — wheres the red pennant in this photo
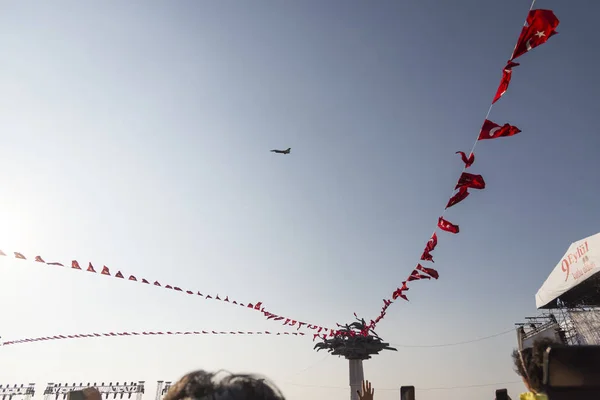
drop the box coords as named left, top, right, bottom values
left=446, top=187, right=470, bottom=209
left=455, top=151, right=474, bottom=168
left=128, top=275, right=137, bottom=281
left=511, top=9, right=560, bottom=60
left=115, top=271, right=124, bottom=279
left=101, top=266, right=110, bottom=276
left=87, top=263, right=96, bottom=273
left=14, top=252, right=26, bottom=260
left=154, top=281, right=161, bottom=286
left=416, top=264, right=439, bottom=280
left=142, top=279, right=149, bottom=284
left=438, top=217, right=459, bottom=234
left=408, top=269, right=431, bottom=281
left=455, top=173, right=486, bottom=190
left=492, top=61, right=519, bottom=104
left=478, top=120, right=521, bottom=141
left=0, top=250, right=6, bottom=256
left=72, top=260, right=81, bottom=270
left=35, top=256, right=45, bottom=263
left=47, top=262, right=64, bottom=266
left=420, top=233, right=438, bottom=263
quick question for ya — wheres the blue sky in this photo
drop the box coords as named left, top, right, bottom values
left=1, top=1, right=598, bottom=399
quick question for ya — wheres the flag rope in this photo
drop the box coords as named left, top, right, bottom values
left=0, top=329, right=305, bottom=347
left=354, top=0, right=557, bottom=335
left=0, top=250, right=334, bottom=335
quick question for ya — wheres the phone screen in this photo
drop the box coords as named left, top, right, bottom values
left=495, top=388, right=509, bottom=400
left=400, top=386, right=415, bottom=400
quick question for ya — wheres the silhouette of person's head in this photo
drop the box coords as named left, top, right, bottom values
left=164, top=370, right=285, bottom=400
left=512, top=338, right=557, bottom=393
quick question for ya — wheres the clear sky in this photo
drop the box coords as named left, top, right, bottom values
left=1, top=1, right=598, bottom=399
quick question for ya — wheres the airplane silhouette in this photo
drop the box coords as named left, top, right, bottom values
left=270, top=147, right=291, bottom=154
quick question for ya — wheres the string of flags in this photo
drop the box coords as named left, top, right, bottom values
left=0, top=250, right=334, bottom=336
left=0, top=5, right=562, bottom=346
left=341, top=5, right=560, bottom=337
left=1, top=330, right=305, bottom=347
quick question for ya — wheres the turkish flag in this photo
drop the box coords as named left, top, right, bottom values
left=511, top=9, right=560, bottom=60
left=492, top=61, right=519, bottom=104
left=446, top=187, right=470, bottom=209
left=14, top=252, right=26, bottom=259
left=455, top=172, right=486, bottom=190
left=71, top=260, right=81, bottom=270
left=87, top=262, right=96, bottom=273
left=438, top=217, right=459, bottom=234
left=456, top=151, right=474, bottom=168
left=478, top=119, right=521, bottom=141
left=101, top=266, right=111, bottom=275
left=408, top=269, right=431, bottom=281
left=392, top=289, right=409, bottom=301
left=421, top=233, right=438, bottom=263
left=417, top=263, right=439, bottom=280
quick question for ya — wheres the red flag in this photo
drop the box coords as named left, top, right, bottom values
left=408, top=269, right=431, bottom=281
left=254, top=302, right=263, bottom=310
left=87, top=263, right=96, bottom=273
left=438, top=217, right=459, bottom=234
left=101, top=266, right=110, bottom=275
left=417, top=264, right=439, bottom=280
left=71, top=260, right=81, bottom=270
left=492, top=61, right=519, bottom=104
left=511, top=9, right=560, bottom=60
left=47, top=262, right=64, bottom=266
left=455, top=173, right=486, bottom=190
left=115, top=271, right=124, bottom=279
left=154, top=281, right=161, bottom=286
left=478, top=119, right=521, bottom=141
left=186, top=290, right=193, bottom=294
left=129, top=275, right=137, bottom=281
left=35, top=256, right=45, bottom=263
left=421, top=233, right=438, bottom=263
left=142, top=278, right=150, bottom=284
left=14, top=252, right=26, bottom=259
left=455, top=151, right=474, bottom=168
left=446, top=187, right=470, bottom=209
left=165, top=285, right=173, bottom=289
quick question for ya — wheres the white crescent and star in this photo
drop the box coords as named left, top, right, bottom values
left=489, top=126, right=501, bottom=137
left=525, top=31, right=546, bottom=52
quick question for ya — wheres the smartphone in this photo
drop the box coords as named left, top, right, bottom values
left=400, top=386, right=415, bottom=400
left=67, top=391, right=86, bottom=400
left=544, top=345, right=600, bottom=399
left=495, top=388, right=509, bottom=400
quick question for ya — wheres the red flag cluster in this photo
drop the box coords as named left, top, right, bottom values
left=0, top=250, right=334, bottom=334
left=334, top=7, right=560, bottom=337
left=493, top=9, right=559, bottom=104
left=1, top=329, right=304, bottom=347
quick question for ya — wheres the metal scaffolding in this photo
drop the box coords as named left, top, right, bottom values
left=0, top=384, right=36, bottom=400
left=43, top=382, right=144, bottom=400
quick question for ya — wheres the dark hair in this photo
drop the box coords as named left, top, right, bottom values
left=512, top=337, right=556, bottom=393
left=164, top=370, right=285, bottom=400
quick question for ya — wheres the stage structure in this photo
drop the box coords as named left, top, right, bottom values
left=515, top=314, right=567, bottom=350
left=154, top=381, right=172, bottom=400
left=534, top=232, right=600, bottom=345
left=314, top=317, right=396, bottom=400
left=43, top=382, right=144, bottom=400
left=0, top=384, right=36, bottom=400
